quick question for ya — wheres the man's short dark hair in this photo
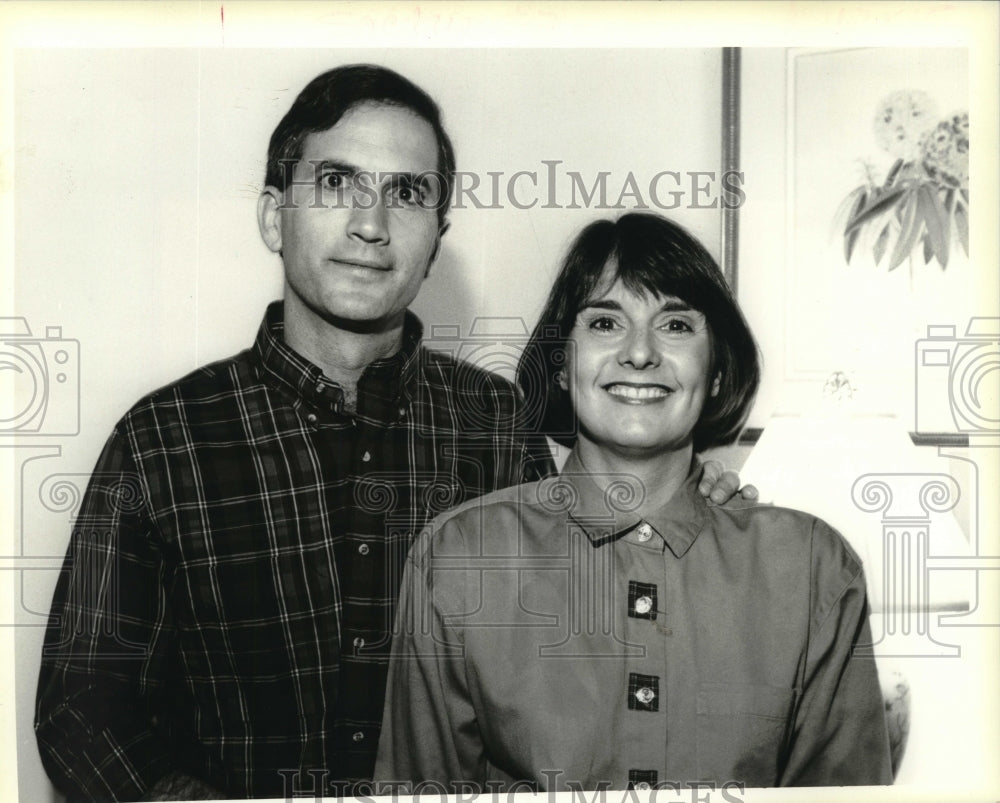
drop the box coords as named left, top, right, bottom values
left=516, top=212, right=761, bottom=453
left=265, top=64, right=456, bottom=226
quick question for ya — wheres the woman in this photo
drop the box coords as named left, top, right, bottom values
left=374, top=213, right=892, bottom=791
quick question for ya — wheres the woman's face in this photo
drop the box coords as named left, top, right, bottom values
left=560, top=265, right=719, bottom=461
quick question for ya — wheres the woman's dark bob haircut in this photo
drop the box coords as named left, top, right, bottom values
left=516, top=212, right=761, bottom=454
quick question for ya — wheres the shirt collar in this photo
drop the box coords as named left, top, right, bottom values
left=251, top=301, right=424, bottom=415
left=546, top=449, right=710, bottom=558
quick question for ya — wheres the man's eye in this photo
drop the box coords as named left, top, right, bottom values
left=321, top=172, right=347, bottom=190
left=390, top=184, right=423, bottom=206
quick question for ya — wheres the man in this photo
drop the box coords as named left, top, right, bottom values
left=35, top=64, right=749, bottom=801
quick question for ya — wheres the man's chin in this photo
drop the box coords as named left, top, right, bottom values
left=314, top=303, right=404, bottom=335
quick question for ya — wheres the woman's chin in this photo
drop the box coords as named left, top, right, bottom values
left=580, top=432, right=694, bottom=462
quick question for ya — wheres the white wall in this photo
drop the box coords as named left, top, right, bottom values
left=9, top=47, right=725, bottom=801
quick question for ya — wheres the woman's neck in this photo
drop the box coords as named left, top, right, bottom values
left=573, top=439, right=694, bottom=518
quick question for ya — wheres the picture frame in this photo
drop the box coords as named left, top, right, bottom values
left=733, top=47, right=986, bottom=445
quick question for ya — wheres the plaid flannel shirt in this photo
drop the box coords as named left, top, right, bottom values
left=35, top=301, right=554, bottom=801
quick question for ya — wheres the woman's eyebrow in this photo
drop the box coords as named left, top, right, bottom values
left=579, top=300, right=623, bottom=312
left=659, top=298, right=694, bottom=313
left=580, top=298, right=695, bottom=313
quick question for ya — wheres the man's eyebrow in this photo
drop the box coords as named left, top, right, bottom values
left=309, top=159, right=362, bottom=177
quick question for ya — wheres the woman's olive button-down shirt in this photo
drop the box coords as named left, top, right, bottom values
left=375, top=452, right=893, bottom=791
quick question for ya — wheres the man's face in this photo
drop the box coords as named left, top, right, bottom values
left=260, top=102, right=444, bottom=331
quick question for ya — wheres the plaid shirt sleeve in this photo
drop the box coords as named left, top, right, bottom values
left=35, top=424, right=176, bottom=802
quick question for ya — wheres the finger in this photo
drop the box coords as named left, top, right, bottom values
left=740, top=483, right=759, bottom=500
left=699, top=460, right=723, bottom=495
left=709, top=469, right=741, bottom=504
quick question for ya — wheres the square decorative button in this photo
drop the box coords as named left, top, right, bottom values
left=627, top=672, right=659, bottom=712
left=628, top=770, right=658, bottom=790
left=628, top=580, right=658, bottom=620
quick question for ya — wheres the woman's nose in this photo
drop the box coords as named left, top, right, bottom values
left=619, top=327, right=659, bottom=369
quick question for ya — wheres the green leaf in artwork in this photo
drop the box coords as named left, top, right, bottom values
left=884, top=159, right=905, bottom=189
left=944, top=188, right=956, bottom=212
left=954, top=205, right=969, bottom=255
left=843, top=188, right=869, bottom=262
left=888, top=192, right=921, bottom=270
left=845, top=187, right=907, bottom=231
left=845, top=227, right=860, bottom=263
left=918, top=184, right=949, bottom=268
left=873, top=222, right=892, bottom=265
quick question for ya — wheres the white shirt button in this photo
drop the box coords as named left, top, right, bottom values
left=634, top=596, right=653, bottom=615
left=358, top=543, right=370, bottom=556
left=636, top=522, right=653, bottom=542
left=361, top=450, right=371, bottom=463
left=635, top=686, right=656, bottom=705
left=352, top=731, right=365, bottom=742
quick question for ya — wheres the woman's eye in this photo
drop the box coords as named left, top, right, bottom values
left=662, top=318, right=694, bottom=333
left=588, top=316, right=619, bottom=332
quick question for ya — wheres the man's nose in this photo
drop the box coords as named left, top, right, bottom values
left=347, top=195, right=390, bottom=245
left=619, top=327, right=660, bottom=369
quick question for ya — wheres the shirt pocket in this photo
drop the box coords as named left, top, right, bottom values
left=696, top=682, right=796, bottom=787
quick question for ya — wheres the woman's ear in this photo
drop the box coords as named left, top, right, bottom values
left=710, top=373, right=721, bottom=397
left=257, top=187, right=284, bottom=254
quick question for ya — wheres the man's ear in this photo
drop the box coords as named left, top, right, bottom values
left=424, top=220, right=450, bottom=278
left=257, top=187, right=284, bottom=254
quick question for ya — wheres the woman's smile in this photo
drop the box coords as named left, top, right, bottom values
left=604, top=382, right=673, bottom=403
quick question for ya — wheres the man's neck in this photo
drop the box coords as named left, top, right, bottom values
left=282, top=296, right=406, bottom=412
